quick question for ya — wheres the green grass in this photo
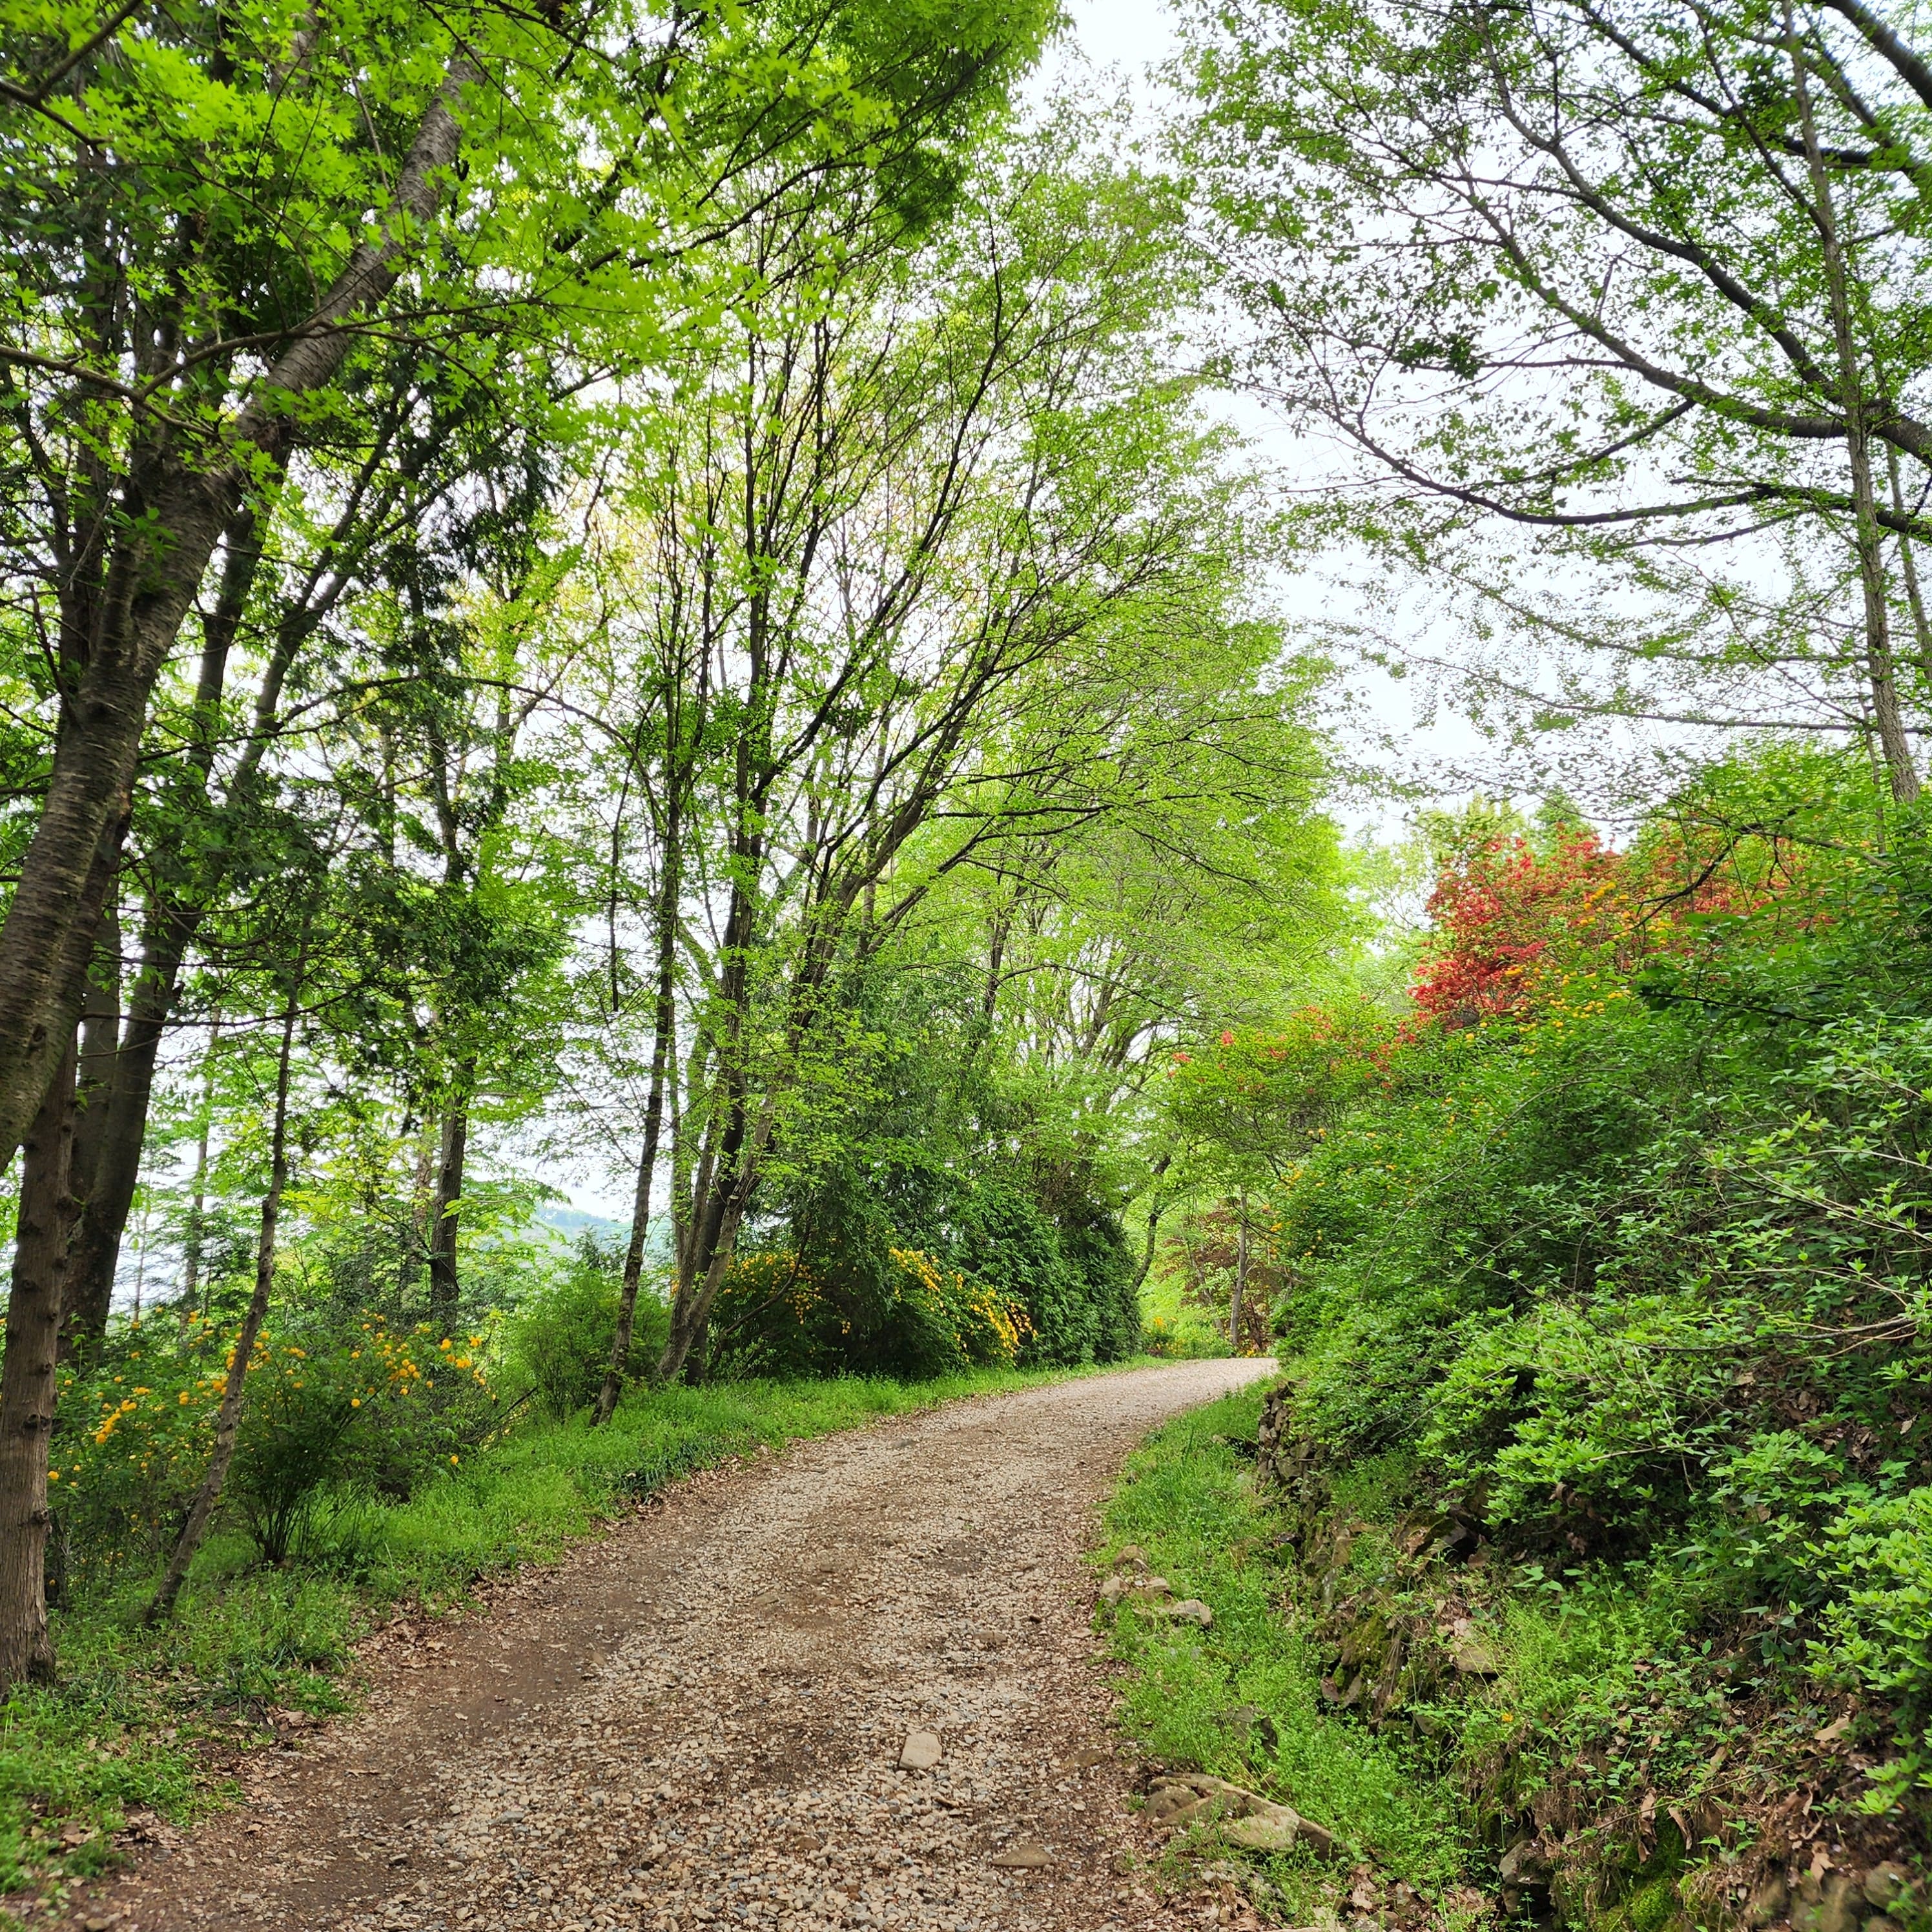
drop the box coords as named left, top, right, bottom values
left=1098, top=1382, right=1468, bottom=1911
left=2, top=1361, right=1120, bottom=1901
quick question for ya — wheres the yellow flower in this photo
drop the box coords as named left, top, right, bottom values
left=449, top=1454, right=460, bottom=1465
left=351, top=1398, right=362, bottom=1409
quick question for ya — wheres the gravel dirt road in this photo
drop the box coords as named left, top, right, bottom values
left=70, top=1360, right=1274, bottom=1932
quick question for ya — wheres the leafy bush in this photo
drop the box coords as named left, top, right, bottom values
left=957, top=1180, right=1135, bottom=1367
left=1816, top=1488, right=1932, bottom=1724
left=710, top=1245, right=1029, bottom=1380
left=500, top=1240, right=667, bottom=1419
left=1180, top=755, right=1932, bottom=1782
left=55, top=1310, right=501, bottom=1570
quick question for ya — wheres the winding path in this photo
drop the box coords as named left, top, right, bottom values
left=74, top=1360, right=1273, bottom=1932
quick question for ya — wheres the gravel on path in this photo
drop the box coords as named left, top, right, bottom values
left=68, top=1359, right=1274, bottom=1932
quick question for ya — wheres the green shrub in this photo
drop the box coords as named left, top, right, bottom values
left=54, top=1310, right=504, bottom=1572
left=710, top=1245, right=1029, bottom=1381
left=500, top=1240, right=667, bottom=1418
left=1815, top=1488, right=1932, bottom=1722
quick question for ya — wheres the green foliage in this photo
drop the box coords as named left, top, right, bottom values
left=712, top=1245, right=1028, bottom=1382
left=1816, top=1492, right=1932, bottom=1734
left=1155, top=753, right=1932, bottom=1842
left=499, top=1239, right=667, bottom=1421
left=1100, top=1386, right=1464, bottom=1896
left=54, top=1310, right=502, bottom=1573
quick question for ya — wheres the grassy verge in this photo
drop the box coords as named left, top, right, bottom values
left=4, top=1359, right=1124, bottom=1898
left=1098, top=1381, right=1471, bottom=1919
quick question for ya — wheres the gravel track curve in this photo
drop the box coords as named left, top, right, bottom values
left=68, top=1359, right=1273, bottom=1932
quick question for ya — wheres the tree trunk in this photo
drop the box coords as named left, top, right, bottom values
left=145, top=1002, right=296, bottom=1623
left=0, top=1033, right=77, bottom=1692
left=181, top=1019, right=220, bottom=1317
left=427, top=1076, right=471, bottom=1321
left=595, top=797, right=683, bottom=1424
left=1129, top=1155, right=1172, bottom=1296
left=399, top=1115, right=435, bottom=1301
left=656, top=1107, right=773, bottom=1386
left=64, top=951, right=180, bottom=1351
left=1887, top=445, right=1932, bottom=686
left=1792, top=5, right=1922, bottom=803
left=0, top=59, right=476, bottom=1178
left=66, top=509, right=267, bottom=1329
left=1229, top=1194, right=1248, bottom=1355
left=68, top=903, right=119, bottom=1226
left=61, top=901, right=119, bottom=1360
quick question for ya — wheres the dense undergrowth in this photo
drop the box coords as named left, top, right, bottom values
left=1, top=1361, right=1104, bottom=1901
left=1125, top=750, right=1932, bottom=1929
left=1102, top=1382, right=1907, bottom=1932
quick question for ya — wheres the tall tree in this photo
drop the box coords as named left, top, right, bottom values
left=1180, top=0, right=1932, bottom=793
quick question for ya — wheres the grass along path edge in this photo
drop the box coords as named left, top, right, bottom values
left=1096, top=1380, right=1472, bottom=1924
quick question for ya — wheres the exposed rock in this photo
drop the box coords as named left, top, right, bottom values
left=1113, top=1545, right=1148, bottom=1570
left=1498, top=1839, right=1552, bottom=1885
left=1795, top=1869, right=1864, bottom=1932
left=1865, top=1865, right=1912, bottom=1911
left=1444, top=1621, right=1501, bottom=1676
left=1864, top=1917, right=1906, bottom=1932
left=1098, top=1573, right=1173, bottom=1608
left=1142, top=1772, right=1335, bottom=1858
left=1146, top=1782, right=1209, bottom=1824
left=989, top=1842, right=1052, bottom=1869
left=897, top=1731, right=943, bottom=1771
left=1221, top=1810, right=1301, bottom=1854
left=1153, top=1598, right=1213, bottom=1628
left=1747, top=1871, right=1790, bottom=1927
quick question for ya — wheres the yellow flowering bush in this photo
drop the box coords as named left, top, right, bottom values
left=54, top=1312, right=498, bottom=1572
left=710, top=1244, right=1029, bottom=1379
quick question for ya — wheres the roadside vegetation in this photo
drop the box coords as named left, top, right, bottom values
left=1109, top=752, right=1932, bottom=1929
left=6, top=1358, right=1113, bottom=1896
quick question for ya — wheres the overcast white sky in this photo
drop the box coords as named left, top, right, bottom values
left=1036, top=0, right=1517, bottom=827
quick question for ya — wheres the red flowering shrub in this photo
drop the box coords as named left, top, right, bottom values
left=1412, top=831, right=1629, bottom=1025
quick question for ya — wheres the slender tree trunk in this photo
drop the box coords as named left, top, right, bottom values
left=60, top=900, right=119, bottom=1361
left=146, top=1001, right=296, bottom=1623
left=67, top=512, right=266, bottom=1327
left=0, top=1033, right=77, bottom=1692
left=68, top=903, right=119, bottom=1226
left=427, top=1072, right=472, bottom=1321
left=1229, top=1193, right=1248, bottom=1355
left=657, top=1107, right=773, bottom=1386
left=1130, top=1155, right=1172, bottom=1297
left=595, top=849, right=681, bottom=1425
left=1887, top=445, right=1932, bottom=686
left=1792, top=7, right=1920, bottom=802
left=181, top=1016, right=221, bottom=1316
left=399, top=1115, right=436, bottom=1302
left=64, top=953, right=179, bottom=1351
